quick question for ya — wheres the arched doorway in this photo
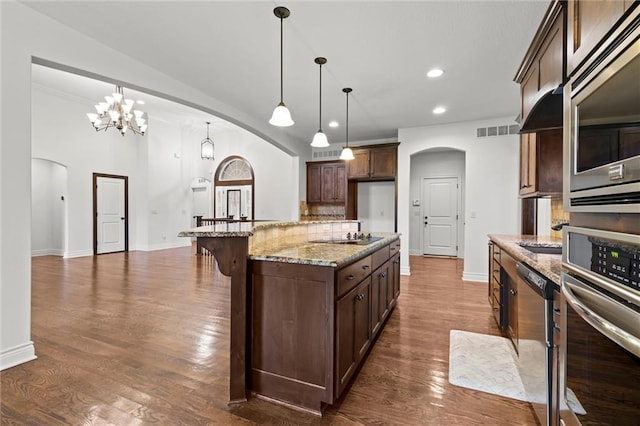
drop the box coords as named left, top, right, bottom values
left=213, top=156, right=254, bottom=220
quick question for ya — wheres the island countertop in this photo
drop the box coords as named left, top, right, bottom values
left=488, top=234, right=563, bottom=286
left=249, top=233, right=400, bottom=267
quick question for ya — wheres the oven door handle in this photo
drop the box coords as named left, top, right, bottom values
left=562, top=273, right=640, bottom=357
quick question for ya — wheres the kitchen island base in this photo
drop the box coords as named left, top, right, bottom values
left=249, top=237, right=401, bottom=414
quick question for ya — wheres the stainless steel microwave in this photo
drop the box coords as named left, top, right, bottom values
left=566, top=11, right=640, bottom=213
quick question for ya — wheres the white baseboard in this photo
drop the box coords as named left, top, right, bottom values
left=31, top=249, right=64, bottom=257
left=409, top=249, right=422, bottom=256
left=64, top=249, right=93, bottom=258
left=142, top=241, right=192, bottom=252
left=1, top=341, right=37, bottom=371
left=462, top=272, right=488, bottom=283
left=400, top=266, right=411, bottom=276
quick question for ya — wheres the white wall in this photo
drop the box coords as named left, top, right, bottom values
left=398, top=117, right=520, bottom=281
left=0, top=2, right=303, bottom=370
left=357, top=181, right=395, bottom=233
left=409, top=149, right=466, bottom=256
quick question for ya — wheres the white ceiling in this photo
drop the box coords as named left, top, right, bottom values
left=24, top=1, right=548, bottom=148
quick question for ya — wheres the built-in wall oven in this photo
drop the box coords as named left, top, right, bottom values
left=557, top=226, right=640, bottom=425
left=566, top=9, right=640, bottom=212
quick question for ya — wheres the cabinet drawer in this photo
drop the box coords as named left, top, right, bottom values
left=389, top=239, right=401, bottom=255
left=372, top=245, right=390, bottom=271
left=337, top=256, right=372, bottom=298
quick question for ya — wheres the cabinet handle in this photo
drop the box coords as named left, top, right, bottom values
left=510, top=289, right=517, bottom=295
left=362, top=265, right=369, bottom=270
left=379, top=272, right=387, bottom=278
left=346, top=274, right=356, bottom=281
left=356, top=294, right=365, bottom=301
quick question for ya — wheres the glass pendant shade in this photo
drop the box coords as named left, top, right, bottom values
left=201, top=140, right=214, bottom=159
left=311, top=129, right=329, bottom=147
left=339, top=147, right=354, bottom=160
left=201, top=121, right=215, bottom=160
left=269, top=102, right=294, bottom=127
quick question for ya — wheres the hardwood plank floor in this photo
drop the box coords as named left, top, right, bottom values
left=1, top=248, right=537, bottom=425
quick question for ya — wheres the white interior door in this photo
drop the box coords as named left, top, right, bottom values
left=96, top=176, right=125, bottom=254
left=422, top=177, right=458, bottom=256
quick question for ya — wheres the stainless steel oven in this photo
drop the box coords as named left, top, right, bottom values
left=557, top=226, right=640, bottom=425
left=566, top=9, right=640, bottom=213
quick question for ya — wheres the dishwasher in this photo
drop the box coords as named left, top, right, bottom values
left=516, top=262, right=556, bottom=426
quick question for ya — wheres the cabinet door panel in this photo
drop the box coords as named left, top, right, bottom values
left=307, top=164, right=322, bottom=203
left=336, top=278, right=371, bottom=395
left=391, top=252, right=400, bottom=300
left=335, top=164, right=346, bottom=203
left=321, top=165, right=336, bottom=202
left=348, top=150, right=370, bottom=178
left=370, top=147, right=397, bottom=178
left=567, top=0, right=625, bottom=76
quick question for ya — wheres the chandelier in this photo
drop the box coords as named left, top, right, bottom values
left=87, top=85, right=147, bottom=136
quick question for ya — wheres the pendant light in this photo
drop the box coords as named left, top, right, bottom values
left=269, top=6, right=294, bottom=127
left=311, top=57, right=329, bottom=147
left=201, top=121, right=214, bottom=160
left=339, top=88, right=355, bottom=160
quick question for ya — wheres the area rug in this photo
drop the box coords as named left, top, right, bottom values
left=448, top=330, right=529, bottom=401
left=448, top=330, right=586, bottom=414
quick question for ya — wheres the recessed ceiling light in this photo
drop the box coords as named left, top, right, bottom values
left=136, top=100, right=145, bottom=105
left=427, top=68, right=444, bottom=78
left=328, top=120, right=339, bottom=128
left=433, top=106, right=446, bottom=114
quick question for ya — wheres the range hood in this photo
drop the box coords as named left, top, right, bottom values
left=517, top=86, right=563, bottom=133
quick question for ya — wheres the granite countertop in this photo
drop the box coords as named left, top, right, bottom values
left=488, top=234, right=563, bottom=286
left=250, top=233, right=400, bottom=268
left=178, top=219, right=361, bottom=238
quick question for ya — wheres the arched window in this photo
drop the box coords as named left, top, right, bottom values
left=214, top=156, right=254, bottom=220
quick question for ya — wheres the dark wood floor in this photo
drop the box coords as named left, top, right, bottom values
left=1, top=247, right=537, bottom=425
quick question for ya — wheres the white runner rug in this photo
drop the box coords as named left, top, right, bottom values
left=448, top=330, right=585, bottom=414
left=448, top=329, right=528, bottom=401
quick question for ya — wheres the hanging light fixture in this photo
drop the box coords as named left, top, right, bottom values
left=269, top=6, right=294, bottom=127
left=310, top=57, right=329, bottom=148
left=340, top=88, right=354, bottom=160
left=86, top=85, right=147, bottom=136
left=201, top=121, right=214, bottom=160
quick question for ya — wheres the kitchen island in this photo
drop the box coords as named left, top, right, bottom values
left=179, top=220, right=401, bottom=414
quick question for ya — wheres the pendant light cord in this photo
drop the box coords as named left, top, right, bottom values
left=345, top=91, right=349, bottom=147
left=318, top=63, right=322, bottom=129
left=279, top=16, right=284, bottom=103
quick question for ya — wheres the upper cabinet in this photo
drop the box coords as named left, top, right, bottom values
left=514, top=1, right=565, bottom=132
left=519, top=130, right=563, bottom=197
left=566, top=0, right=636, bottom=77
left=307, top=161, right=347, bottom=204
left=347, top=143, right=399, bottom=180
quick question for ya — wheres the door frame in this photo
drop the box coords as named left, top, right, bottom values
left=420, top=175, right=461, bottom=257
left=93, top=173, right=129, bottom=255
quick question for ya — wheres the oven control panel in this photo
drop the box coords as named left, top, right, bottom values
left=591, top=241, right=640, bottom=290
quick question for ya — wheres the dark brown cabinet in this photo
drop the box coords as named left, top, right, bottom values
left=514, top=1, right=564, bottom=132
left=307, top=161, right=347, bottom=204
left=347, top=143, right=398, bottom=180
left=250, top=238, right=401, bottom=413
left=566, top=0, right=635, bottom=77
left=337, top=276, right=371, bottom=395
left=519, top=129, right=563, bottom=197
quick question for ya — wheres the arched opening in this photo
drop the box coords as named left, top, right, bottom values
left=409, top=148, right=466, bottom=258
left=213, top=156, right=255, bottom=220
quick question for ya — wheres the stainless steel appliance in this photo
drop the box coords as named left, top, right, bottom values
left=566, top=9, right=640, bottom=213
left=516, top=262, right=556, bottom=426
left=557, top=226, right=640, bottom=425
